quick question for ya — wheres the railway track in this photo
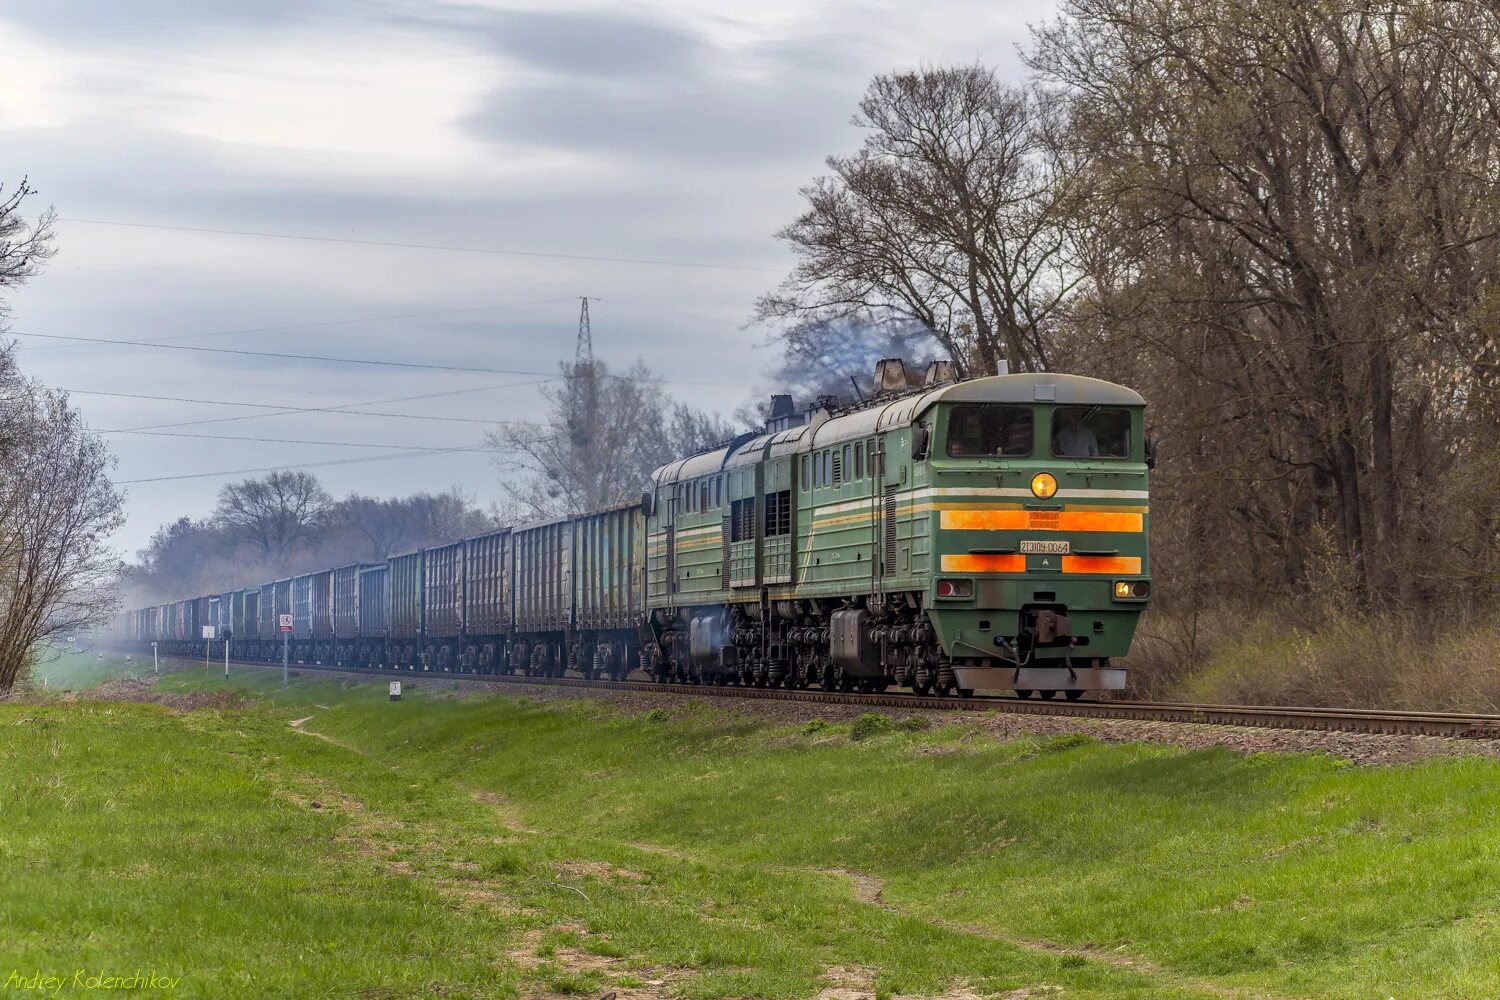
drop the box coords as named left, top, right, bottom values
left=154, top=653, right=1500, bottom=740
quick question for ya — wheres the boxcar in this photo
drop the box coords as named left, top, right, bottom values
left=217, top=591, right=234, bottom=643
left=202, top=595, right=220, bottom=650
left=292, top=570, right=333, bottom=662
left=257, top=582, right=277, bottom=660
left=388, top=551, right=424, bottom=668
left=233, top=588, right=259, bottom=658
left=570, top=502, right=644, bottom=680
left=422, top=540, right=464, bottom=670
left=511, top=516, right=571, bottom=676
left=178, top=599, right=194, bottom=647
left=461, top=527, right=511, bottom=673
left=356, top=564, right=389, bottom=666
left=332, top=563, right=377, bottom=666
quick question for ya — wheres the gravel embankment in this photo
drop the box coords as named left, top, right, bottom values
left=85, top=660, right=1500, bottom=765
left=378, top=673, right=1500, bottom=765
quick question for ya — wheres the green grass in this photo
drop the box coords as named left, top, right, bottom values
left=26, top=650, right=161, bottom=691
left=6, top=668, right=1500, bottom=998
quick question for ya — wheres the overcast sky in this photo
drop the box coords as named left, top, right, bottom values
left=2, top=0, right=1051, bottom=556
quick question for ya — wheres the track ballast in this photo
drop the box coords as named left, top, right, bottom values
left=154, top=654, right=1500, bottom=740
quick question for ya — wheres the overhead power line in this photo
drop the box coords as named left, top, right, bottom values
left=99, top=429, right=493, bottom=450
left=17, top=330, right=744, bottom=389
left=23, top=295, right=579, bottom=351
left=63, top=217, right=782, bottom=274
left=65, top=386, right=541, bottom=426
left=90, top=380, right=553, bottom=433
left=14, top=331, right=557, bottom=376
left=117, top=443, right=507, bottom=485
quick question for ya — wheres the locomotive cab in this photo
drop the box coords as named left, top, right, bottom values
left=915, top=373, right=1151, bottom=697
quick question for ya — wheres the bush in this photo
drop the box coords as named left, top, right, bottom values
left=1128, top=602, right=1500, bottom=712
left=896, top=716, right=931, bottom=732
left=851, top=713, right=893, bottom=740
left=641, top=708, right=669, bottom=723
left=802, top=717, right=829, bottom=734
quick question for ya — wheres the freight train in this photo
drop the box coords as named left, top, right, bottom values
left=112, top=362, right=1153, bottom=699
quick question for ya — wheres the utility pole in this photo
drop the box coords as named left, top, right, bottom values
left=571, top=296, right=599, bottom=448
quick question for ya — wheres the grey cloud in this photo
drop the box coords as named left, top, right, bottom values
left=424, top=4, right=867, bottom=167
left=426, top=4, right=704, bottom=80
left=0, top=0, right=347, bottom=42
left=463, top=72, right=853, bottom=167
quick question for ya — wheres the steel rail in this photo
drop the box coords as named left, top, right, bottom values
left=149, top=653, right=1500, bottom=740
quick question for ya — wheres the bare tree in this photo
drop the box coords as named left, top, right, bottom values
left=1032, top=0, right=1500, bottom=602
left=0, top=178, right=55, bottom=327
left=337, top=489, right=496, bottom=560
left=490, top=360, right=736, bottom=519
left=214, top=471, right=332, bottom=559
left=756, top=65, right=1082, bottom=375
left=668, top=403, right=737, bottom=458
left=0, top=355, right=124, bottom=692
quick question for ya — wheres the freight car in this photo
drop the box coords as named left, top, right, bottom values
left=117, top=363, right=1152, bottom=698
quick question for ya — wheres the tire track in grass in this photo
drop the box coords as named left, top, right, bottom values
left=804, top=867, right=1291, bottom=1000
left=275, top=716, right=689, bottom=997
left=277, top=709, right=1245, bottom=998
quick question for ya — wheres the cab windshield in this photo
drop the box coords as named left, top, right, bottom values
left=945, top=404, right=1033, bottom=458
left=1051, top=405, right=1131, bottom=458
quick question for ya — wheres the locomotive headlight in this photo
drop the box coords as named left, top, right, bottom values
left=1113, top=580, right=1151, bottom=601
left=1030, top=472, right=1058, bottom=499
left=935, top=579, right=974, bottom=599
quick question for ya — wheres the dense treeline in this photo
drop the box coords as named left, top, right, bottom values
left=761, top=0, right=1500, bottom=699
left=123, top=477, right=497, bottom=608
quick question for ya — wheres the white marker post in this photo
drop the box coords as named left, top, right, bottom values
left=389, top=680, right=401, bottom=702
left=223, top=629, right=231, bottom=679
left=279, top=614, right=293, bottom=687
left=152, top=641, right=158, bottom=676
left=202, top=625, right=215, bottom=675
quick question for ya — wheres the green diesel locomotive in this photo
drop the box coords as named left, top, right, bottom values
left=643, top=366, right=1151, bottom=698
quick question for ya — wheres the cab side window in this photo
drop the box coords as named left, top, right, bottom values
left=946, top=405, right=1034, bottom=458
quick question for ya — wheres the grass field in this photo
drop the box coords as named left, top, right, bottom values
left=25, top=648, right=163, bottom=691
left=6, top=659, right=1500, bottom=998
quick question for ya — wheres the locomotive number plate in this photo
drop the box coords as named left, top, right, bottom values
left=1020, top=540, right=1070, bottom=554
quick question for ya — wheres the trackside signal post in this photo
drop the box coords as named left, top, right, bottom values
left=279, top=614, right=293, bottom=686
left=202, top=625, right=215, bottom=674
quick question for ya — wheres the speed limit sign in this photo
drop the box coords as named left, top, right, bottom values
left=278, top=614, right=293, bottom=633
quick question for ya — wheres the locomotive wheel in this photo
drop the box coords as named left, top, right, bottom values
left=1039, top=690, right=1058, bottom=700
left=1065, top=689, right=1086, bottom=701
left=1014, top=689, right=1033, bottom=699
